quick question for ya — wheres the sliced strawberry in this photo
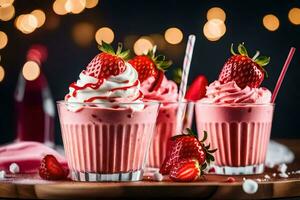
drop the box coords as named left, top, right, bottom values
left=39, top=155, right=68, bottom=180
left=129, top=46, right=172, bottom=91
left=160, top=129, right=217, bottom=175
left=169, top=159, right=200, bottom=182
left=185, top=75, right=208, bottom=101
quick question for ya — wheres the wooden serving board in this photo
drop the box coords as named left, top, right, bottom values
left=0, top=172, right=300, bottom=199
left=0, top=139, right=299, bottom=200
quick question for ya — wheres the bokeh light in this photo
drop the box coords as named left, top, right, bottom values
left=22, top=61, right=40, bottom=81
left=85, top=0, right=98, bottom=8
left=53, top=0, right=68, bottom=15
left=164, top=27, right=183, bottom=45
left=0, top=31, right=8, bottom=49
left=16, top=14, right=38, bottom=34
left=45, top=14, right=60, bottom=30
left=150, top=33, right=167, bottom=50
left=207, top=7, right=226, bottom=22
left=133, top=37, right=153, bottom=55
left=68, top=0, right=86, bottom=14
left=73, top=22, right=95, bottom=47
left=0, top=66, right=5, bottom=82
left=203, top=19, right=226, bottom=41
left=0, top=0, right=14, bottom=7
left=0, top=4, right=15, bottom=21
left=288, top=8, right=300, bottom=25
left=31, top=10, right=46, bottom=28
left=263, top=14, right=280, bottom=31
left=95, top=27, right=114, bottom=44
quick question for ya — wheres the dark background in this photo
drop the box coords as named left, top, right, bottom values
left=0, top=0, right=299, bottom=145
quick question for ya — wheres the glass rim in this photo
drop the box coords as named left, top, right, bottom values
left=195, top=102, right=275, bottom=106
left=56, top=100, right=161, bottom=106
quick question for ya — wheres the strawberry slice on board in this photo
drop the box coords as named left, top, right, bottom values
left=39, top=155, right=69, bottom=180
left=169, top=159, right=201, bottom=182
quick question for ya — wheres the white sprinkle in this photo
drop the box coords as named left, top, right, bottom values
left=278, top=172, right=289, bottom=178
left=256, top=178, right=262, bottom=182
left=272, top=173, right=277, bottom=177
left=287, top=172, right=291, bottom=175
left=0, top=170, right=6, bottom=180
left=264, top=175, right=271, bottom=180
left=153, top=172, right=163, bottom=182
left=277, top=163, right=287, bottom=173
left=243, top=177, right=246, bottom=181
left=9, top=163, right=20, bottom=174
left=242, top=179, right=258, bottom=194
left=295, top=170, right=300, bottom=174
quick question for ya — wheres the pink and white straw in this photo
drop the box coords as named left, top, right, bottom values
left=178, top=35, right=196, bottom=100
left=176, top=35, right=196, bottom=133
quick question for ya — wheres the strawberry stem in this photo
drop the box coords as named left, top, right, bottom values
left=252, top=51, right=260, bottom=60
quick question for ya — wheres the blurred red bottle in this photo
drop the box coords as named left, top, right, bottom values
left=14, top=45, right=55, bottom=147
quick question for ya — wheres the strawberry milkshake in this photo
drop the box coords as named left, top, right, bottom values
left=57, top=42, right=159, bottom=181
left=128, top=47, right=189, bottom=169
left=195, top=43, right=274, bottom=174
left=140, top=76, right=182, bottom=168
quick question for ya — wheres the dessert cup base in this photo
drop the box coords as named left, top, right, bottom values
left=71, top=170, right=143, bottom=182
left=213, top=164, right=264, bottom=175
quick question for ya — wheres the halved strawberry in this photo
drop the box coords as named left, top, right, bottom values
left=219, top=43, right=270, bottom=89
left=160, top=129, right=216, bottom=175
left=83, top=42, right=130, bottom=79
left=39, top=155, right=68, bottom=180
left=129, top=46, right=172, bottom=91
left=185, top=75, right=208, bottom=101
left=169, top=159, right=200, bottom=182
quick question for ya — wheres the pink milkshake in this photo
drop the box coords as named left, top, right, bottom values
left=196, top=43, right=274, bottom=174
left=58, top=42, right=159, bottom=181
left=141, top=76, right=188, bottom=169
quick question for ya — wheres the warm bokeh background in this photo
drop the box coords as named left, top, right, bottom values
left=0, top=0, right=299, bottom=145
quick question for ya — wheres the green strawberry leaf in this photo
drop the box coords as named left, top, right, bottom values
left=172, top=67, right=182, bottom=84
left=119, top=49, right=130, bottom=60
left=230, top=43, right=237, bottom=55
left=99, top=41, right=115, bottom=54
left=238, top=43, right=248, bottom=56
left=255, top=56, right=270, bottom=67
left=186, top=128, right=197, bottom=137
left=201, top=163, right=207, bottom=170
left=200, top=131, right=208, bottom=142
left=207, top=148, right=218, bottom=153
left=157, top=60, right=172, bottom=71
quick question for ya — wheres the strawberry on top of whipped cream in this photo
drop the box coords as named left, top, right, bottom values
left=200, top=80, right=271, bottom=104
left=65, top=42, right=144, bottom=112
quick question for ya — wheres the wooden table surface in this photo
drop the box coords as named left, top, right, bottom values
left=0, top=139, right=299, bottom=200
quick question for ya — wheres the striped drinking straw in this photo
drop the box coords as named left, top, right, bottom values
left=176, top=35, right=196, bottom=133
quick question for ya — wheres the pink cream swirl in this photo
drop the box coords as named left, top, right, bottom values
left=65, top=62, right=144, bottom=111
left=141, top=76, right=178, bottom=102
left=200, top=80, right=271, bottom=104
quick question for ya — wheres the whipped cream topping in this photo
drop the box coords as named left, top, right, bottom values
left=65, top=62, right=144, bottom=111
left=200, top=80, right=271, bottom=104
left=141, top=76, right=178, bottom=102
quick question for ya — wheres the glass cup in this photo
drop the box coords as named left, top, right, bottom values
left=57, top=101, right=160, bottom=181
left=147, top=101, right=194, bottom=169
left=195, top=103, right=274, bottom=175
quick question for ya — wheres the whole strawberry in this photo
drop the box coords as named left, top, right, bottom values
left=169, top=159, right=201, bottom=182
left=218, top=43, right=270, bottom=89
left=160, top=129, right=216, bottom=175
left=83, top=42, right=130, bottom=79
left=129, top=46, right=172, bottom=91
